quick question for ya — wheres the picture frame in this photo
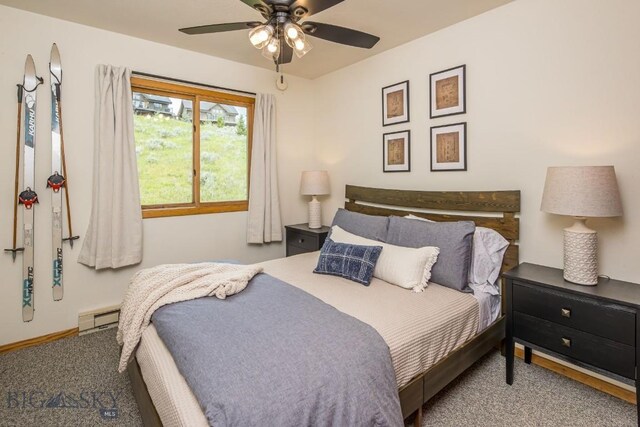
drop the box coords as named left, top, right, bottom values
left=430, top=65, right=466, bottom=118
left=382, top=80, right=410, bottom=126
left=430, top=123, right=467, bottom=172
left=383, top=130, right=410, bottom=172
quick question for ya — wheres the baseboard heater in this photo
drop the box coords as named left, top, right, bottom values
left=78, top=305, right=121, bottom=335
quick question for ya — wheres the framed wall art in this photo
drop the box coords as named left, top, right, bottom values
left=383, top=130, right=410, bottom=172
left=382, top=80, right=409, bottom=126
left=430, top=123, right=466, bottom=171
left=430, top=65, right=466, bottom=118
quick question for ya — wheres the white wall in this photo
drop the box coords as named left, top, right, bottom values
left=313, top=0, right=640, bottom=283
left=0, top=6, right=315, bottom=345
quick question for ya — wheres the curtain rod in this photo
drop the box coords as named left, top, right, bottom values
left=132, top=71, right=256, bottom=97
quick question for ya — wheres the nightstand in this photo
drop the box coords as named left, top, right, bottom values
left=285, top=224, right=330, bottom=257
left=504, top=263, right=640, bottom=422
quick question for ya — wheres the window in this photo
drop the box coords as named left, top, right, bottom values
left=131, top=77, right=253, bottom=218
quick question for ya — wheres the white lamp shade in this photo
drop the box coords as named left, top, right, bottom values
left=540, top=166, right=622, bottom=218
left=300, top=171, right=330, bottom=196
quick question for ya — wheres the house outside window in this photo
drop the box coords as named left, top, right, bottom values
left=131, top=77, right=253, bottom=218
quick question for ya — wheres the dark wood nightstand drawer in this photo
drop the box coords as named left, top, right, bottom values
left=285, top=224, right=330, bottom=257
left=512, top=282, right=635, bottom=346
left=287, top=244, right=315, bottom=257
left=514, top=312, right=635, bottom=379
left=287, top=231, right=319, bottom=251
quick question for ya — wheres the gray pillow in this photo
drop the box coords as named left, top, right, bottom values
left=331, top=208, right=389, bottom=241
left=385, top=216, right=475, bottom=292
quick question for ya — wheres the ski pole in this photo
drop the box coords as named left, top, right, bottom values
left=55, top=84, right=79, bottom=247
left=5, top=84, right=25, bottom=262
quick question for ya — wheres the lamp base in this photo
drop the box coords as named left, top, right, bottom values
left=563, top=218, right=598, bottom=286
left=308, top=196, right=322, bottom=229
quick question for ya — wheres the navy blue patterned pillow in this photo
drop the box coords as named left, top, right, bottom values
left=313, top=238, right=383, bottom=286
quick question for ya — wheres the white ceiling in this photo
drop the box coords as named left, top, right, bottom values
left=0, top=0, right=512, bottom=79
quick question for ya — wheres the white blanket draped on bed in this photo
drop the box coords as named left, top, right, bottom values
left=117, top=263, right=262, bottom=372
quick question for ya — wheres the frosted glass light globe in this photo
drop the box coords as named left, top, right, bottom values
left=248, top=25, right=274, bottom=49
left=267, top=39, right=279, bottom=53
left=286, top=25, right=299, bottom=39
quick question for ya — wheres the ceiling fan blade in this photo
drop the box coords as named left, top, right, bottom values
left=291, top=0, right=345, bottom=18
left=302, top=22, right=380, bottom=49
left=179, top=21, right=261, bottom=35
left=279, top=41, right=294, bottom=64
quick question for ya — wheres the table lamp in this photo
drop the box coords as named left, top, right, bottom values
left=300, top=171, right=330, bottom=229
left=540, top=166, right=622, bottom=285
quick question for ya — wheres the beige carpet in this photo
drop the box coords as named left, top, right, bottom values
left=0, top=328, right=635, bottom=426
left=0, top=328, right=141, bottom=427
left=423, top=351, right=636, bottom=426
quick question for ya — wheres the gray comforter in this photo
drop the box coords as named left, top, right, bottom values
left=152, top=272, right=403, bottom=427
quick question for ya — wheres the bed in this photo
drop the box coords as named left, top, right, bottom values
left=127, top=185, right=521, bottom=426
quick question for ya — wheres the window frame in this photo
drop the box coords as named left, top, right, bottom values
left=131, top=77, right=253, bottom=219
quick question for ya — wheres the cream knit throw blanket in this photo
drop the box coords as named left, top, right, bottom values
left=116, top=262, right=263, bottom=372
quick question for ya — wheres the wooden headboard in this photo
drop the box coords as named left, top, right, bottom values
left=344, top=185, right=520, bottom=273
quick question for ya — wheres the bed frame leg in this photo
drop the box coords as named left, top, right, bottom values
left=414, top=406, right=423, bottom=427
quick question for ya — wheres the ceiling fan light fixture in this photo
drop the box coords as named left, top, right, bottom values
left=261, top=38, right=280, bottom=60
left=266, top=38, right=279, bottom=53
left=249, top=24, right=274, bottom=49
left=284, top=22, right=300, bottom=40
left=294, top=38, right=313, bottom=58
left=179, top=1, right=380, bottom=70
left=284, top=22, right=305, bottom=48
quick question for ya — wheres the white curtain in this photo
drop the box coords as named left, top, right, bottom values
left=78, top=65, right=142, bottom=269
left=247, top=93, right=282, bottom=243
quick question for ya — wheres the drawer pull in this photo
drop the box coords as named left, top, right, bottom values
left=561, top=308, right=571, bottom=318
left=561, top=337, right=571, bottom=348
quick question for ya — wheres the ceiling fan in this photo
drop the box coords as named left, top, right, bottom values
left=179, top=0, right=380, bottom=70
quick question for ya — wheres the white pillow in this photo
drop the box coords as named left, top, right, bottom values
left=404, top=214, right=508, bottom=294
left=330, top=225, right=439, bottom=292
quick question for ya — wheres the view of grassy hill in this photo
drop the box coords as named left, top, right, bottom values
left=133, top=114, right=248, bottom=206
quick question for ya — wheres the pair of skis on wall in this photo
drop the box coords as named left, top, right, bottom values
left=4, top=44, right=78, bottom=322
